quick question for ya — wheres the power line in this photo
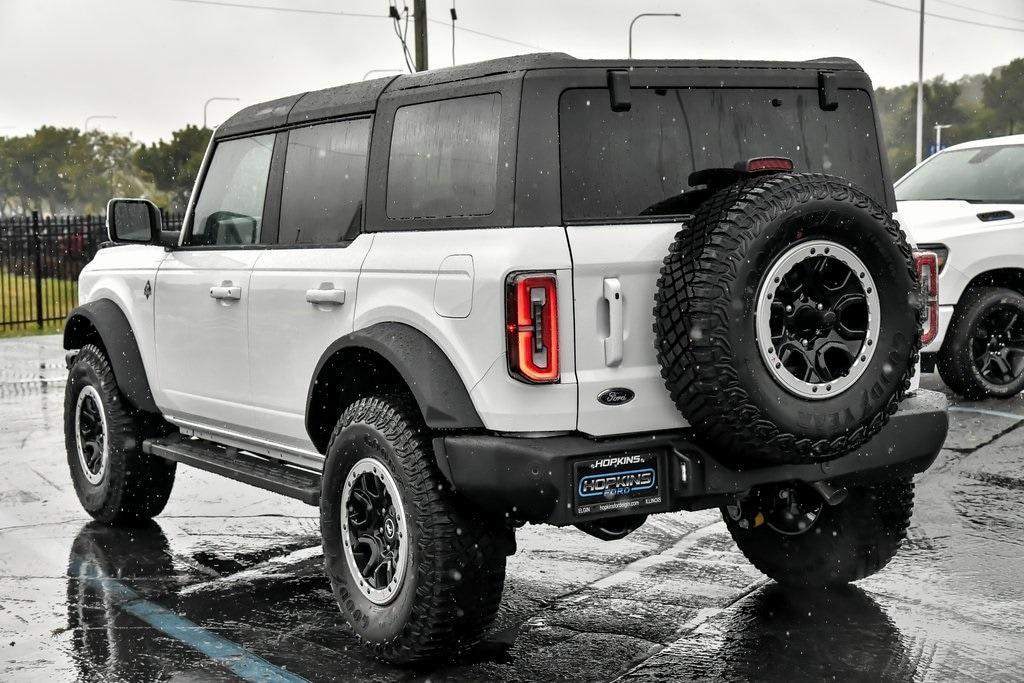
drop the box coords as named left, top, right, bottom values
left=170, top=0, right=382, bottom=19
left=168, top=0, right=545, bottom=49
left=863, top=0, right=1024, bottom=32
left=424, top=16, right=543, bottom=49
left=931, top=0, right=1024, bottom=24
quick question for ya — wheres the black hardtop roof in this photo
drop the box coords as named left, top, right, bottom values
left=215, top=52, right=865, bottom=139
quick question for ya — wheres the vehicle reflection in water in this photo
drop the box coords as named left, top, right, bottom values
left=66, top=521, right=181, bottom=682
left=677, top=584, right=915, bottom=681
left=65, top=519, right=915, bottom=681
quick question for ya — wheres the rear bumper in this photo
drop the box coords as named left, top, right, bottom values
left=433, top=389, right=948, bottom=526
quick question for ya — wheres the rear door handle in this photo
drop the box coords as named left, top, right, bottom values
left=306, top=286, right=346, bottom=306
left=603, top=277, right=623, bottom=367
left=209, top=284, right=241, bottom=300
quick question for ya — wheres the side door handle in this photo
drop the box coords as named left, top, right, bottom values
left=210, top=282, right=241, bottom=300
left=306, top=285, right=346, bottom=306
left=603, top=277, right=624, bottom=367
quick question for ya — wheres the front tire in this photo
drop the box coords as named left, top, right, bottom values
left=320, top=396, right=508, bottom=664
left=65, top=344, right=176, bottom=524
left=723, top=477, right=914, bottom=587
left=938, top=287, right=1024, bottom=399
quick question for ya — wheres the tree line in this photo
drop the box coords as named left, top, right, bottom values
left=877, top=57, right=1023, bottom=178
left=1, top=58, right=1021, bottom=218
left=0, top=125, right=209, bottom=217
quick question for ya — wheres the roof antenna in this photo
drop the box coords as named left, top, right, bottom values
left=450, top=3, right=458, bottom=66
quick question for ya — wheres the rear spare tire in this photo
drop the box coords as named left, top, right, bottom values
left=654, top=173, right=920, bottom=465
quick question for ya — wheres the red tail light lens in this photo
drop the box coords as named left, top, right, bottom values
left=914, top=251, right=939, bottom=345
left=506, top=272, right=560, bottom=383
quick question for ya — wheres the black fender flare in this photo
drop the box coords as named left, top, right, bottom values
left=64, top=300, right=159, bottom=413
left=306, top=322, right=483, bottom=441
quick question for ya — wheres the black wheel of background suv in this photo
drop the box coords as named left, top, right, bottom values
left=65, top=344, right=176, bottom=524
left=654, top=173, right=921, bottom=465
left=723, top=477, right=914, bottom=586
left=320, top=395, right=509, bottom=665
left=938, top=287, right=1024, bottom=399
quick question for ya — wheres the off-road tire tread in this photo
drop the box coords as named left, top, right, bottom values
left=323, top=395, right=506, bottom=664
left=65, top=344, right=176, bottom=524
left=725, top=477, right=915, bottom=586
left=654, top=173, right=922, bottom=464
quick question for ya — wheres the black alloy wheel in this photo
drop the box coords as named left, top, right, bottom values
left=971, top=303, right=1024, bottom=386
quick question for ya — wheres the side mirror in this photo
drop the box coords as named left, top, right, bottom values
left=106, top=198, right=161, bottom=244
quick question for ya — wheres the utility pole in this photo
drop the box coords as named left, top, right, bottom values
left=915, top=0, right=925, bottom=165
left=934, top=123, right=952, bottom=152
left=414, top=0, right=428, bottom=71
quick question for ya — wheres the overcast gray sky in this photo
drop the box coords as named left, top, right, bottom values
left=1, top=0, right=1021, bottom=142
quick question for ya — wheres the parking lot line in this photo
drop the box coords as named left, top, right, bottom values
left=69, top=557, right=309, bottom=683
left=0, top=509, right=309, bottom=683
left=948, top=406, right=1024, bottom=421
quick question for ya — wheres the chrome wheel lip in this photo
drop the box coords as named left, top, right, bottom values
left=340, top=457, right=409, bottom=606
left=755, top=239, right=881, bottom=400
left=75, top=385, right=108, bottom=486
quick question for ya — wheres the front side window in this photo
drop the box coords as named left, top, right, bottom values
left=190, top=135, right=274, bottom=246
left=387, top=93, right=501, bottom=219
left=279, top=119, right=371, bottom=244
left=896, top=145, right=1024, bottom=204
left=559, top=88, right=884, bottom=222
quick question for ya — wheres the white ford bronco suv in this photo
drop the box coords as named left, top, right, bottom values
left=64, top=54, right=948, bottom=664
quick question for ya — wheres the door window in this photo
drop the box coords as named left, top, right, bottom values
left=386, top=93, right=501, bottom=219
left=279, top=119, right=371, bottom=244
left=190, top=135, right=274, bottom=245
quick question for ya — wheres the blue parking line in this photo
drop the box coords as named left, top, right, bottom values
left=71, top=559, right=308, bottom=683
left=949, top=406, right=1024, bottom=421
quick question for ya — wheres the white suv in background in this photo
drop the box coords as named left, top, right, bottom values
left=897, top=134, right=1024, bottom=398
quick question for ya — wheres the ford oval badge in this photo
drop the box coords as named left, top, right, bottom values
left=597, top=388, right=635, bottom=406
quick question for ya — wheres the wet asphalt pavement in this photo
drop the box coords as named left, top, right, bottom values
left=1, top=335, right=1022, bottom=682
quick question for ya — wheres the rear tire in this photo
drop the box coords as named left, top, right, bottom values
left=65, top=344, right=176, bottom=524
left=320, top=395, right=508, bottom=664
left=654, top=173, right=920, bottom=465
left=723, top=477, right=914, bottom=587
left=938, top=287, right=1024, bottom=399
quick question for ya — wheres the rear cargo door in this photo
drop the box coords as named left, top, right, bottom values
left=567, top=223, right=688, bottom=435
left=559, top=83, right=886, bottom=436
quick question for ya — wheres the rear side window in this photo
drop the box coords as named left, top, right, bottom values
left=387, top=93, right=501, bottom=219
left=559, top=88, right=884, bottom=222
left=191, top=135, right=274, bottom=245
left=279, top=118, right=371, bottom=244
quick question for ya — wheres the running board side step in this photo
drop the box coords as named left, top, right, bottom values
left=143, top=433, right=321, bottom=505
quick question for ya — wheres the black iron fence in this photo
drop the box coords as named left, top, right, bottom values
left=0, top=211, right=184, bottom=331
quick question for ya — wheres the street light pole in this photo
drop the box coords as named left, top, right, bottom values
left=915, top=0, right=925, bottom=165
left=933, top=123, right=952, bottom=152
left=362, top=68, right=405, bottom=80
left=203, top=97, right=240, bottom=128
left=628, top=12, right=681, bottom=59
left=83, top=115, right=116, bottom=132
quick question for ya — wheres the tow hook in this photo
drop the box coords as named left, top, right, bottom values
left=809, top=480, right=848, bottom=506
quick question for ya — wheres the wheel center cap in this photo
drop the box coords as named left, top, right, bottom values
left=384, top=517, right=396, bottom=539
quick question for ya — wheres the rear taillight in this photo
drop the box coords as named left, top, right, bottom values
left=914, top=251, right=939, bottom=345
left=506, top=272, right=560, bottom=383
